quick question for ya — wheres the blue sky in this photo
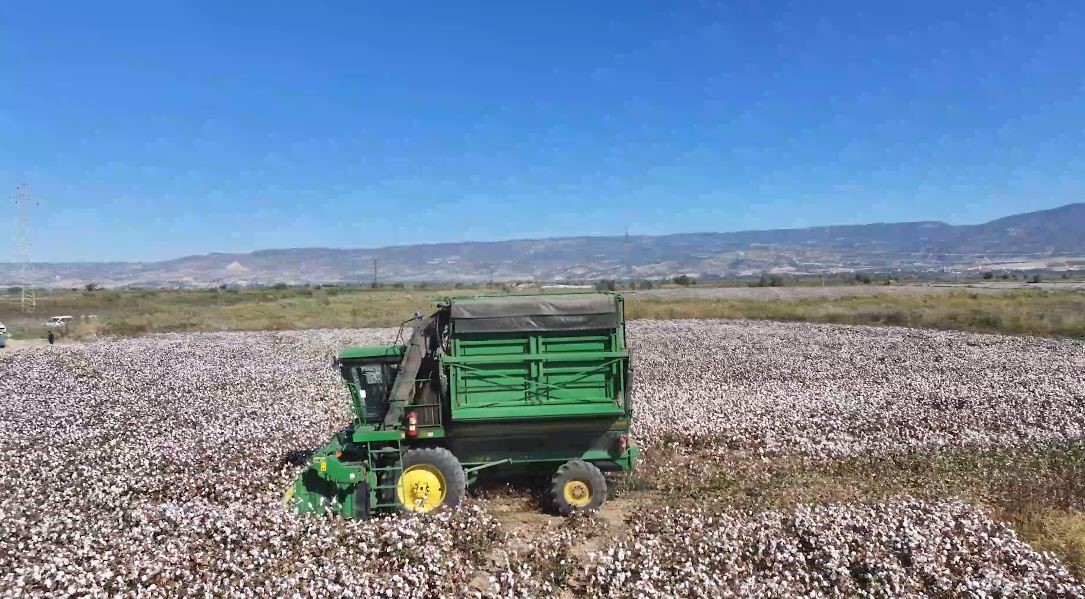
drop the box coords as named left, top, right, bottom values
left=1, top=1, right=1084, bottom=262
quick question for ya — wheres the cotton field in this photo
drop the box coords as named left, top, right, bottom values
left=587, top=499, right=1081, bottom=597
left=630, top=320, right=1085, bottom=458
left=1, top=321, right=1083, bottom=597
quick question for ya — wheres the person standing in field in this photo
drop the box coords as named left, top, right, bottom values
left=48, top=330, right=55, bottom=345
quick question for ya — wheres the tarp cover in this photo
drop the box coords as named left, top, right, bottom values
left=449, top=294, right=619, bottom=333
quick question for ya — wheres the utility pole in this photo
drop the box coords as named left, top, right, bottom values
left=372, top=258, right=378, bottom=288
left=14, top=183, right=37, bottom=313
left=477, top=262, right=496, bottom=287
left=623, top=226, right=630, bottom=283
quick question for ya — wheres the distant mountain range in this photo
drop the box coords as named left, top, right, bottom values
left=3, top=203, right=1084, bottom=288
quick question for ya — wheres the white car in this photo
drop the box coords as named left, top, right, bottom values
left=44, top=316, right=74, bottom=328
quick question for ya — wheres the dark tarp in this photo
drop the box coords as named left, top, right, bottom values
left=449, top=294, right=619, bottom=333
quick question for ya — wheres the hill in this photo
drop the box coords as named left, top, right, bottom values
left=2, top=203, right=1083, bottom=288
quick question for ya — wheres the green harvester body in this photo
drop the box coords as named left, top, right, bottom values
left=287, top=292, right=639, bottom=518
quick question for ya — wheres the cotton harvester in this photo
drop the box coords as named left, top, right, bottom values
left=285, top=293, right=639, bottom=518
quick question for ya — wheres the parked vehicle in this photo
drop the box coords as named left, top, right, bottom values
left=286, top=292, right=638, bottom=519
left=44, top=316, right=74, bottom=328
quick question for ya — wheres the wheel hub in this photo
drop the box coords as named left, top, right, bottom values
left=397, top=465, right=447, bottom=513
left=563, top=480, right=592, bottom=507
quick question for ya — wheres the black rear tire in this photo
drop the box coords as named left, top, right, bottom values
left=392, top=447, right=467, bottom=513
left=550, top=460, right=606, bottom=515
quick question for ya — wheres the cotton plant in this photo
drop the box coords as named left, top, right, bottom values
left=0, top=322, right=1082, bottom=596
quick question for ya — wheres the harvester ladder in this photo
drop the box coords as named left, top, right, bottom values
left=367, top=439, right=404, bottom=509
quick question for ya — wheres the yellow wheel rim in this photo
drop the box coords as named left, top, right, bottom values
left=563, top=480, right=592, bottom=508
left=397, top=465, right=447, bottom=513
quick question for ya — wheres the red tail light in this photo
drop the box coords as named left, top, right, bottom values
left=406, top=412, right=418, bottom=437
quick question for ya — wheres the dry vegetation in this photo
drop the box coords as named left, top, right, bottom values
left=1, top=321, right=1083, bottom=596
left=2, top=285, right=1085, bottom=341
left=627, top=289, right=1085, bottom=338
left=0, top=286, right=455, bottom=338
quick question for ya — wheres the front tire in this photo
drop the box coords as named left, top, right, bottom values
left=394, top=448, right=467, bottom=514
left=550, top=460, right=606, bottom=515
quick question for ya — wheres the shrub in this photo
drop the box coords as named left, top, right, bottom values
left=754, top=273, right=785, bottom=288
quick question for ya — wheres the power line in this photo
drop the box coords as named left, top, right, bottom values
left=14, top=183, right=37, bottom=313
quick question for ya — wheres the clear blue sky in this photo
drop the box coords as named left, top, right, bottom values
left=2, top=1, right=1084, bottom=262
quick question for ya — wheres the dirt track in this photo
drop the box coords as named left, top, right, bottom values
left=0, top=338, right=49, bottom=351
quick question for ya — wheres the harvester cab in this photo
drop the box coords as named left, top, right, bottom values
left=337, top=346, right=404, bottom=427
left=286, top=292, right=640, bottom=519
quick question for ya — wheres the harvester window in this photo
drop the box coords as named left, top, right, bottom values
left=341, top=363, right=393, bottom=423
left=362, top=366, right=390, bottom=397
left=358, top=365, right=383, bottom=384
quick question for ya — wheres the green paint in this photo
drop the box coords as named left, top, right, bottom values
left=351, top=429, right=404, bottom=443
left=338, top=345, right=405, bottom=360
